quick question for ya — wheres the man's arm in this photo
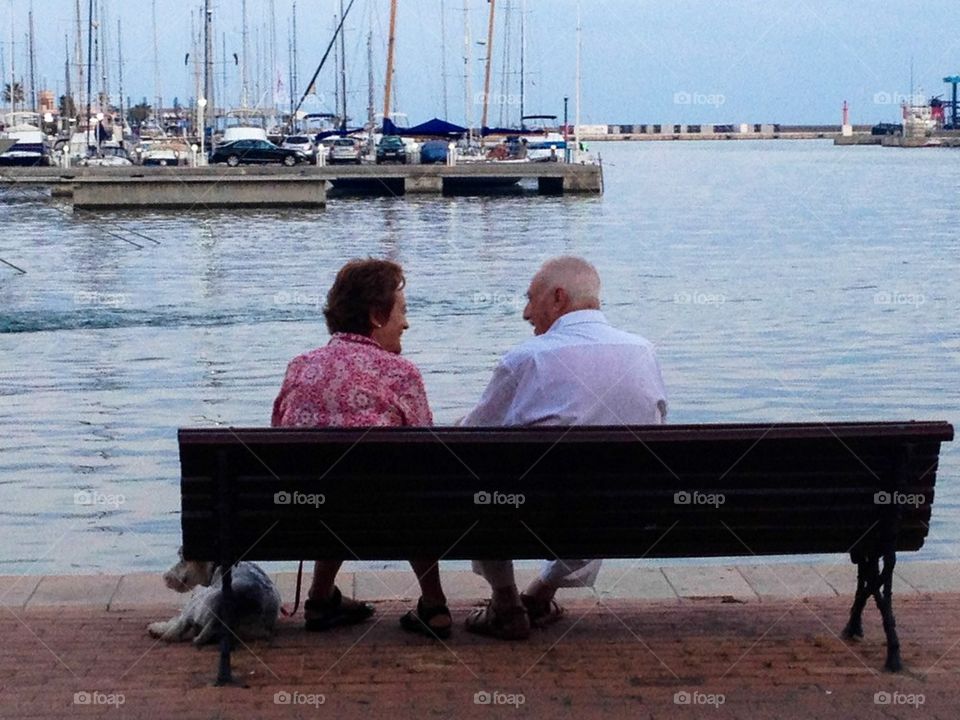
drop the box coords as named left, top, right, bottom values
left=460, top=361, right=521, bottom=427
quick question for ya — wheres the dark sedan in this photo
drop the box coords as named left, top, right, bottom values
left=375, top=135, right=407, bottom=164
left=210, top=139, right=309, bottom=167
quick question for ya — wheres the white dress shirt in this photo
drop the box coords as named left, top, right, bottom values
left=463, top=309, right=668, bottom=589
left=462, top=309, right=668, bottom=427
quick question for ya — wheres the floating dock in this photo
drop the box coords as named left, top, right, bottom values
left=71, top=174, right=327, bottom=209
left=0, top=163, right=603, bottom=207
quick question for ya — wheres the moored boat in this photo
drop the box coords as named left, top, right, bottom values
left=0, top=113, right=52, bottom=167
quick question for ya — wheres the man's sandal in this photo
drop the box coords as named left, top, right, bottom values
left=464, top=602, right=530, bottom=641
left=303, top=586, right=375, bottom=632
left=399, top=597, right=453, bottom=640
left=521, top=593, right=566, bottom=628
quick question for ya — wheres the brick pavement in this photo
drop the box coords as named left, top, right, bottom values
left=1, top=592, right=958, bottom=719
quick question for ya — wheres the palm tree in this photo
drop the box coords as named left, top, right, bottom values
left=2, top=81, right=25, bottom=107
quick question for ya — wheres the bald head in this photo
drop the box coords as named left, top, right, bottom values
left=523, top=256, right=602, bottom=335
left=536, top=256, right=602, bottom=308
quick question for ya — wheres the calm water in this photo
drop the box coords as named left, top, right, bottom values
left=1, top=140, right=958, bottom=574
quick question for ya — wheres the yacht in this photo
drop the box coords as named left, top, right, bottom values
left=0, top=113, right=52, bottom=166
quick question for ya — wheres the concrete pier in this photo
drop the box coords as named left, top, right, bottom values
left=0, top=162, right=603, bottom=199
left=71, top=174, right=327, bottom=209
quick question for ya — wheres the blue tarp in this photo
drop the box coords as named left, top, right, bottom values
left=380, top=116, right=528, bottom=137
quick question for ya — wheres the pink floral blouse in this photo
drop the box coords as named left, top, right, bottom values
left=271, top=333, right=433, bottom=428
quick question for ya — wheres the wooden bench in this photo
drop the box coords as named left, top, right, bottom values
left=178, top=421, right=953, bottom=683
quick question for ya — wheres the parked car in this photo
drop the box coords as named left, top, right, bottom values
left=328, top=137, right=362, bottom=164
left=419, top=140, right=450, bottom=165
left=210, top=139, right=309, bottom=166
left=281, top=135, right=316, bottom=160
left=376, top=135, right=407, bottom=164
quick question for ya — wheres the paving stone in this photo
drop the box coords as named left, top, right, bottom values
left=738, top=564, right=838, bottom=599
left=27, top=575, right=120, bottom=608
left=812, top=562, right=922, bottom=597
left=108, top=574, right=184, bottom=611
left=891, top=561, right=960, bottom=593
left=594, top=565, right=678, bottom=601
left=0, top=575, right=43, bottom=608
left=662, top=566, right=758, bottom=600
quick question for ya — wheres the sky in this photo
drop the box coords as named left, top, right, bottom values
left=2, top=0, right=959, bottom=127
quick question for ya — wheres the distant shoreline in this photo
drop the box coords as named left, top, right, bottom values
left=577, top=124, right=867, bottom=142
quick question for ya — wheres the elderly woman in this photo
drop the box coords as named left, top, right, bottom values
left=271, top=258, right=451, bottom=639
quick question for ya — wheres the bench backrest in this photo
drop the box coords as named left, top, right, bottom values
left=178, top=422, right=953, bottom=564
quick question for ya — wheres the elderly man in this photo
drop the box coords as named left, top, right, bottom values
left=462, top=256, right=668, bottom=640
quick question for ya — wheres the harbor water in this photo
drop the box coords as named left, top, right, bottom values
left=1, top=140, right=958, bottom=574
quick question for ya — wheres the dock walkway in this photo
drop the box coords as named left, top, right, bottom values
left=2, top=561, right=958, bottom=718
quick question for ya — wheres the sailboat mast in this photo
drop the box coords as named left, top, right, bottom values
left=204, top=0, right=213, bottom=114
left=85, top=0, right=94, bottom=142
left=383, top=0, right=397, bottom=123
left=463, top=0, right=472, bottom=140
left=117, top=17, right=123, bottom=134
left=339, top=0, right=347, bottom=131
left=99, top=0, right=108, bottom=114
left=64, top=33, right=72, bottom=125
left=366, top=30, right=374, bottom=129
left=269, top=0, right=276, bottom=112
left=480, top=0, right=495, bottom=142
left=574, top=0, right=581, bottom=163
left=8, top=9, right=14, bottom=114
left=290, top=2, right=298, bottom=118
left=75, top=0, right=84, bottom=117
left=440, top=0, right=448, bottom=119
left=28, top=5, right=37, bottom=115
left=519, top=0, right=525, bottom=127
left=241, top=0, right=249, bottom=107
left=152, top=0, right=161, bottom=119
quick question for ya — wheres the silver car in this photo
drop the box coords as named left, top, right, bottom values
left=280, top=135, right=316, bottom=161
left=328, top=137, right=362, bottom=164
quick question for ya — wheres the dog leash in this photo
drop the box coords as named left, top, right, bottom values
left=280, top=560, right=304, bottom=617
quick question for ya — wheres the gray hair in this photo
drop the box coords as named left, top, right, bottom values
left=537, top=256, right=601, bottom=307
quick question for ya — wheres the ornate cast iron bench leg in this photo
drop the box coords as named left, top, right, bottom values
left=843, top=550, right=902, bottom=672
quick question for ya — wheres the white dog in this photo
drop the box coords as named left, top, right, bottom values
left=147, top=549, right=281, bottom=646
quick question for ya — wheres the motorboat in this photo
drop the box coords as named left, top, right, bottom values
left=0, top=113, right=52, bottom=166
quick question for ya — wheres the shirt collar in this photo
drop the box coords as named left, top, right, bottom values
left=547, top=309, right=609, bottom=334
left=330, top=332, right=384, bottom=350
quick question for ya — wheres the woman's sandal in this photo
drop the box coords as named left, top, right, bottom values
left=303, top=586, right=375, bottom=632
left=464, top=602, right=530, bottom=640
left=399, top=597, right=453, bottom=640
left=520, top=593, right=566, bottom=628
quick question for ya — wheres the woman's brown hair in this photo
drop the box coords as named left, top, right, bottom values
left=323, top=259, right=405, bottom=335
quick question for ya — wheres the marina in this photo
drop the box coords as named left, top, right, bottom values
left=1, top=140, right=957, bottom=575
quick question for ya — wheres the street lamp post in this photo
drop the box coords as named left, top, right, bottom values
left=197, top=97, right=207, bottom=166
